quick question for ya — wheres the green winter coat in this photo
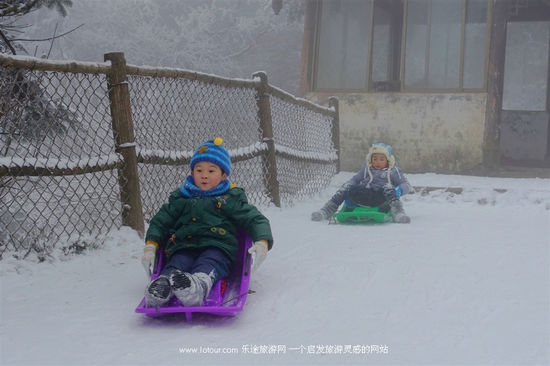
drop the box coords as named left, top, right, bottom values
left=145, top=185, right=273, bottom=266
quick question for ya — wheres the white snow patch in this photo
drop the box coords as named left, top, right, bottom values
left=1, top=173, right=549, bottom=365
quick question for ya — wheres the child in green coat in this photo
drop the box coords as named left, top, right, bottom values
left=141, top=137, right=273, bottom=308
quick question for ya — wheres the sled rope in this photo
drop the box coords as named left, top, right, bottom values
left=221, top=289, right=255, bottom=306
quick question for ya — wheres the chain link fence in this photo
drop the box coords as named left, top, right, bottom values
left=0, top=53, right=338, bottom=260
left=129, top=74, right=267, bottom=220
left=269, top=88, right=339, bottom=206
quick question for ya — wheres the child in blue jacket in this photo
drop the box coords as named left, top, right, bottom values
left=311, top=143, right=412, bottom=223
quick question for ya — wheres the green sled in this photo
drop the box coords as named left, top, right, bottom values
left=331, top=206, right=392, bottom=224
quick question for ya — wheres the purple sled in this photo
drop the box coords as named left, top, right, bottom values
left=135, top=230, right=253, bottom=321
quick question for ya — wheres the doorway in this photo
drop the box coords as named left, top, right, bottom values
left=500, top=7, right=550, bottom=168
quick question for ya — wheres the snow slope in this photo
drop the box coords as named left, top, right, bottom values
left=1, top=173, right=549, bottom=366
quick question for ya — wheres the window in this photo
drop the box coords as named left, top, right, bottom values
left=463, top=0, right=490, bottom=89
left=371, top=7, right=392, bottom=83
left=403, top=0, right=489, bottom=90
left=502, top=21, right=549, bottom=111
left=312, top=0, right=490, bottom=92
left=315, top=0, right=373, bottom=90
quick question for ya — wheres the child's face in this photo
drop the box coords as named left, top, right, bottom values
left=371, top=153, right=389, bottom=170
left=191, top=162, right=227, bottom=191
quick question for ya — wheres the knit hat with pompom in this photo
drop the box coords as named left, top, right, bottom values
left=190, top=137, right=231, bottom=176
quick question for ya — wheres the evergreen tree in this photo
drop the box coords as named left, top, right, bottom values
left=0, top=0, right=78, bottom=150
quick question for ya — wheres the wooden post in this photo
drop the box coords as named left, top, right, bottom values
left=104, top=52, right=144, bottom=237
left=329, top=97, right=340, bottom=173
left=253, top=71, right=281, bottom=207
left=483, top=0, right=510, bottom=168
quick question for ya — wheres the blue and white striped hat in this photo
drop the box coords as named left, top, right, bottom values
left=190, top=137, right=231, bottom=176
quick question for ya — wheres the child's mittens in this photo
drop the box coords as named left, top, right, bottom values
left=248, top=240, right=268, bottom=273
left=395, top=186, right=402, bottom=198
left=141, top=243, right=157, bottom=280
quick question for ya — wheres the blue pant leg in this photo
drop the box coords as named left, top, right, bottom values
left=191, top=248, right=232, bottom=284
left=160, top=250, right=197, bottom=277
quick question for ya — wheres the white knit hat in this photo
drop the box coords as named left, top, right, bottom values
left=366, top=143, right=396, bottom=169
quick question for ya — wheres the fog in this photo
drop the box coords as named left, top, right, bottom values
left=18, top=0, right=304, bottom=95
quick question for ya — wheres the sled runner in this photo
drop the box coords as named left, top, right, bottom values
left=331, top=206, right=392, bottom=224
left=135, top=229, right=253, bottom=321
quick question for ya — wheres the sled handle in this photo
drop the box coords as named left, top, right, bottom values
left=153, top=252, right=160, bottom=273
left=244, top=253, right=251, bottom=276
left=152, top=244, right=164, bottom=277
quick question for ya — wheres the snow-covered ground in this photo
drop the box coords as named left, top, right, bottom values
left=1, top=172, right=549, bottom=366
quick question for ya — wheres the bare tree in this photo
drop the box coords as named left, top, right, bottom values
left=0, top=0, right=72, bottom=55
left=20, top=0, right=305, bottom=94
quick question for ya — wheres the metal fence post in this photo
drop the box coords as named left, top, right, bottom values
left=329, top=96, right=340, bottom=174
left=104, top=52, right=144, bottom=237
left=253, top=71, right=280, bottom=207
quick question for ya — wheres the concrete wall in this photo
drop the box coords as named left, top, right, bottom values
left=306, top=92, right=488, bottom=173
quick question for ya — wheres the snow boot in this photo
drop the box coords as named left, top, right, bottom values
left=169, top=270, right=213, bottom=307
left=389, top=200, right=410, bottom=223
left=145, top=275, right=172, bottom=308
left=311, top=200, right=339, bottom=221
left=382, top=185, right=410, bottom=223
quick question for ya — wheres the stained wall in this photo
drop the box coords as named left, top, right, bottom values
left=306, top=92, right=488, bottom=173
